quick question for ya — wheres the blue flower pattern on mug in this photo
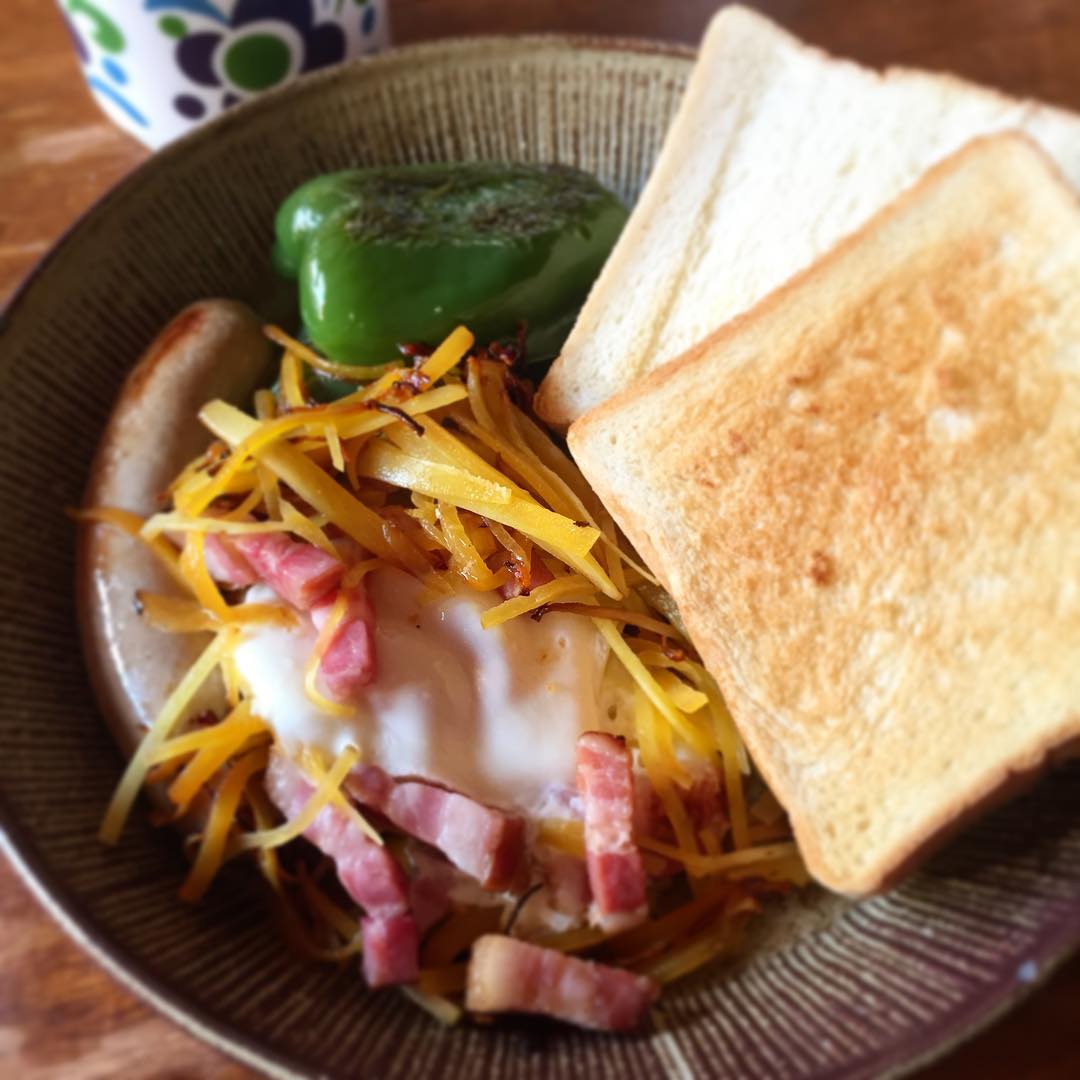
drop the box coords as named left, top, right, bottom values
left=63, top=0, right=150, bottom=128
left=146, top=0, right=376, bottom=121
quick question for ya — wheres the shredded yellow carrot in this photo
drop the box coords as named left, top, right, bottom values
left=137, top=592, right=297, bottom=634
left=455, top=413, right=577, bottom=518
left=359, top=437, right=617, bottom=597
left=201, top=401, right=429, bottom=574
left=142, top=512, right=285, bottom=538
left=486, top=520, right=527, bottom=567
left=180, top=746, right=269, bottom=902
left=653, top=671, right=709, bottom=714
left=300, top=749, right=384, bottom=846
left=547, top=603, right=687, bottom=643
left=150, top=704, right=267, bottom=766
left=417, top=325, right=473, bottom=383
left=366, top=441, right=516, bottom=506
left=634, top=688, right=699, bottom=860
left=480, top=574, right=594, bottom=629
left=638, top=838, right=802, bottom=878
left=225, top=486, right=264, bottom=521
left=246, top=775, right=288, bottom=894
left=464, top=516, right=497, bottom=559
left=167, top=701, right=268, bottom=817
left=636, top=905, right=745, bottom=983
left=302, top=592, right=354, bottom=718
left=100, top=633, right=230, bottom=844
left=536, top=818, right=586, bottom=859
left=639, top=651, right=752, bottom=850
left=71, top=507, right=187, bottom=590
left=298, top=866, right=360, bottom=941
left=331, top=384, right=468, bottom=441
left=280, top=351, right=307, bottom=409
left=536, top=924, right=609, bottom=954
left=709, top=696, right=751, bottom=850
left=604, top=886, right=722, bottom=954
left=178, top=532, right=230, bottom=620
left=279, top=500, right=340, bottom=559
left=422, top=905, right=503, bottom=967
left=400, top=987, right=463, bottom=1026
left=237, top=745, right=377, bottom=850
left=416, top=964, right=468, bottom=996
left=597, top=620, right=713, bottom=759
left=264, top=324, right=404, bottom=383
left=324, top=422, right=346, bottom=472
left=437, top=501, right=508, bottom=590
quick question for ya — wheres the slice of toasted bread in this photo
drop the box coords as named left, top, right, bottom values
left=569, top=134, right=1080, bottom=895
left=537, top=5, right=1080, bottom=426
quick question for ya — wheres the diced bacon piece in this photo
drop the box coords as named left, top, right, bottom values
left=386, top=783, right=526, bottom=892
left=542, top=851, right=591, bottom=922
left=264, top=753, right=418, bottom=986
left=347, top=763, right=395, bottom=807
left=498, top=551, right=555, bottom=599
left=406, top=848, right=460, bottom=934
left=686, top=768, right=726, bottom=831
left=576, top=732, right=648, bottom=931
left=233, top=532, right=343, bottom=610
left=466, top=935, right=658, bottom=1032
left=347, top=765, right=526, bottom=891
left=311, top=582, right=377, bottom=703
left=361, top=913, right=420, bottom=989
left=633, top=769, right=665, bottom=837
left=202, top=533, right=257, bottom=588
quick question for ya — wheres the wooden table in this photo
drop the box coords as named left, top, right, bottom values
left=2, top=1, right=1078, bottom=1075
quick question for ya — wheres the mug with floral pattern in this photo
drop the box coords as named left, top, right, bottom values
left=59, top=0, right=391, bottom=149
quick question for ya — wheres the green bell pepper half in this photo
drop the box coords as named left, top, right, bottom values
left=273, top=162, right=628, bottom=367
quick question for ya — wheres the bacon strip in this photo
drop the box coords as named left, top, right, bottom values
left=264, top=752, right=418, bottom=987
left=311, top=582, right=377, bottom=703
left=498, top=551, right=555, bottom=599
left=406, top=845, right=469, bottom=934
left=202, top=533, right=258, bottom=588
left=347, top=765, right=526, bottom=891
left=540, top=850, right=591, bottom=923
left=576, top=732, right=648, bottom=931
left=233, top=533, right=343, bottom=610
left=466, top=935, right=658, bottom=1032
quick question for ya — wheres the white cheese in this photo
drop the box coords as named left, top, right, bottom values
left=234, top=567, right=624, bottom=815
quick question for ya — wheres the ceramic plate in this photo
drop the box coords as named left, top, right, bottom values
left=1, top=34, right=1078, bottom=1079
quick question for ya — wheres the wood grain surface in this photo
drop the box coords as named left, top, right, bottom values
left=1, top=1, right=1078, bottom=1076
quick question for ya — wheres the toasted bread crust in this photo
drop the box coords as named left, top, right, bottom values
left=538, top=5, right=1080, bottom=427
left=571, top=135, right=1080, bottom=895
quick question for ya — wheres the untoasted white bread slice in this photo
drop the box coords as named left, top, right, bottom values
left=568, top=134, right=1080, bottom=895
left=537, top=5, right=1080, bottom=426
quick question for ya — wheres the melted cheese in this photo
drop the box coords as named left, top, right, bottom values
left=234, top=567, right=622, bottom=815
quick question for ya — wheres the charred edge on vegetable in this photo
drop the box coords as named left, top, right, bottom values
left=368, top=401, right=424, bottom=436
left=396, top=342, right=433, bottom=360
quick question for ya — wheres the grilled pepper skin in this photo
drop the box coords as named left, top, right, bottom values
left=274, top=163, right=628, bottom=366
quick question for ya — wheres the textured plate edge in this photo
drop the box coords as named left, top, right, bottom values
left=0, top=810, right=308, bottom=1079
left=0, top=33, right=693, bottom=328
left=877, top=918, right=1080, bottom=1080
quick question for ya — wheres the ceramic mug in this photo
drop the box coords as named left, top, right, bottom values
left=58, top=0, right=391, bottom=149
